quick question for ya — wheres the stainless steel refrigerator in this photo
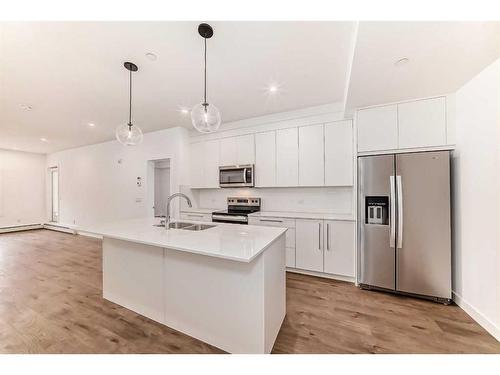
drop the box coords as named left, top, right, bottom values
left=357, top=150, right=451, bottom=304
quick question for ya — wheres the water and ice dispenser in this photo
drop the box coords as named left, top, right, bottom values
left=365, top=196, right=389, bottom=225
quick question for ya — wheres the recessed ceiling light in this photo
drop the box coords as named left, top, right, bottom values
left=268, top=85, right=278, bottom=93
left=20, top=104, right=33, bottom=111
left=394, top=57, right=410, bottom=66
left=40, top=137, right=48, bottom=142
left=180, top=108, right=189, bottom=115
left=145, top=52, right=157, bottom=61
left=88, top=122, right=95, bottom=127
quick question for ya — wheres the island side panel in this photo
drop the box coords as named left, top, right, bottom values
left=102, top=237, right=164, bottom=324
left=163, top=248, right=265, bottom=354
left=263, top=234, right=287, bottom=353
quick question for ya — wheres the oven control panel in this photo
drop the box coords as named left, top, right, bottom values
left=227, top=197, right=261, bottom=206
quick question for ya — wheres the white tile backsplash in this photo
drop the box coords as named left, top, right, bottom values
left=183, top=186, right=353, bottom=214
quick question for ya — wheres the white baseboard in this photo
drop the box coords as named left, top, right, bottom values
left=0, top=224, right=43, bottom=233
left=287, top=268, right=355, bottom=283
left=453, top=291, right=500, bottom=342
left=43, top=223, right=76, bottom=234
left=76, top=230, right=103, bottom=239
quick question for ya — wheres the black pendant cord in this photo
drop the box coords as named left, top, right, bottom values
left=203, top=36, right=207, bottom=106
left=128, top=69, right=133, bottom=129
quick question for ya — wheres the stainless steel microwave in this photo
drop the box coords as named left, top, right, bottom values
left=219, top=165, right=254, bottom=188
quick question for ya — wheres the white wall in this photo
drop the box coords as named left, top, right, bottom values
left=452, top=57, right=500, bottom=340
left=46, top=127, right=190, bottom=231
left=0, top=149, right=46, bottom=227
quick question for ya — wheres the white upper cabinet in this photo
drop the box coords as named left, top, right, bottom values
left=276, top=128, right=299, bottom=186
left=324, top=120, right=353, bottom=186
left=357, top=104, right=398, bottom=152
left=323, top=220, right=355, bottom=277
left=255, top=131, right=276, bottom=187
left=357, top=96, right=450, bottom=153
left=236, top=134, right=255, bottom=165
left=190, top=142, right=204, bottom=188
left=298, top=124, right=324, bottom=186
left=219, top=135, right=255, bottom=166
left=398, top=97, right=447, bottom=149
left=219, top=137, right=238, bottom=166
left=190, top=140, right=219, bottom=188
left=204, top=139, right=220, bottom=188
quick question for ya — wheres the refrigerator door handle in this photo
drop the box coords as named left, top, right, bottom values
left=397, top=175, right=403, bottom=249
left=389, top=176, right=396, bottom=248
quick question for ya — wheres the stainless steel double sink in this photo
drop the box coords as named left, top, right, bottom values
left=153, top=221, right=215, bottom=231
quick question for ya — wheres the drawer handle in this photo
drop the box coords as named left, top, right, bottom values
left=187, top=214, right=203, bottom=217
left=260, top=219, right=283, bottom=223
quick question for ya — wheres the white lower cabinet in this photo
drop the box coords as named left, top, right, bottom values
left=323, top=220, right=355, bottom=277
left=248, top=216, right=295, bottom=267
left=295, top=219, right=323, bottom=272
left=249, top=216, right=355, bottom=279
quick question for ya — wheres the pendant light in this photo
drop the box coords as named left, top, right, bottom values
left=191, top=23, right=221, bottom=133
left=116, top=62, right=143, bottom=146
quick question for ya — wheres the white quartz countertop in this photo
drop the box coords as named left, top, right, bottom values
left=87, top=217, right=287, bottom=263
left=248, top=211, right=355, bottom=221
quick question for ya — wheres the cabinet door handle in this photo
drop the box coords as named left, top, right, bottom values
left=326, top=223, right=330, bottom=251
left=187, top=214, right=203, bottom=218
left=260, top=219, right=283, bottom=223
left=318, top=223, right=321, bottom=250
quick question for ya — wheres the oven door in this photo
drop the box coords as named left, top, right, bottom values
left=219, top=165, right=254, bottom=187
left=212, top=214, right=248, bottom=224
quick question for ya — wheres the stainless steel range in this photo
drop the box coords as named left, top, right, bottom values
left=212, top=197, right=261, bottom=224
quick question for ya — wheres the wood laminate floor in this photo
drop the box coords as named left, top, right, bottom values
left=0, top=229, right=499, bottom=354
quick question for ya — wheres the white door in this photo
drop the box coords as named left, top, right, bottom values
left=255, top=131, right=276, bottom=187
left=398, top=97, right=446, bottom=149
left=323, top=220, right=355, bottom=277
left=276, top=128, right=298, bottom=186
left=299, top=124, right=324, bottom=186
left=324, top=120, right=353, bottom=186
left=190, top=142, right=204, bottom=188
left=236, top=134, right=255, bottom=165
left=295, top=219, right=323, bottom=272
left=219, top=137, right=237, bottom=166
left=204, top=140, right=220, bottom=188
left=357, top=105, right=398, bottom=152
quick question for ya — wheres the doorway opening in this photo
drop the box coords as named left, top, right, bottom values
left=151, top=159, right=170, bottom=217
left=49, top=167, right=59, bottom=222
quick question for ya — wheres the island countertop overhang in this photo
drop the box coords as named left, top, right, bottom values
left=88, top=217, right=287, bottom=263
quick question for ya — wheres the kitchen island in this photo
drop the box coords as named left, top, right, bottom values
left=91, top=217, right=287, bottom=354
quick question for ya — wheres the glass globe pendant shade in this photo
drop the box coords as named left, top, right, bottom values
left=191, top=102, right=221, bottom=133
left=115, top=123, right=143, bottom=146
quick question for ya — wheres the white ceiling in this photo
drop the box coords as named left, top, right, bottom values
left=345, top=21, right=500, bottom=109
left=1, top=21, right=499, bottom=154
left=0, top=21, right=355, bottom=153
